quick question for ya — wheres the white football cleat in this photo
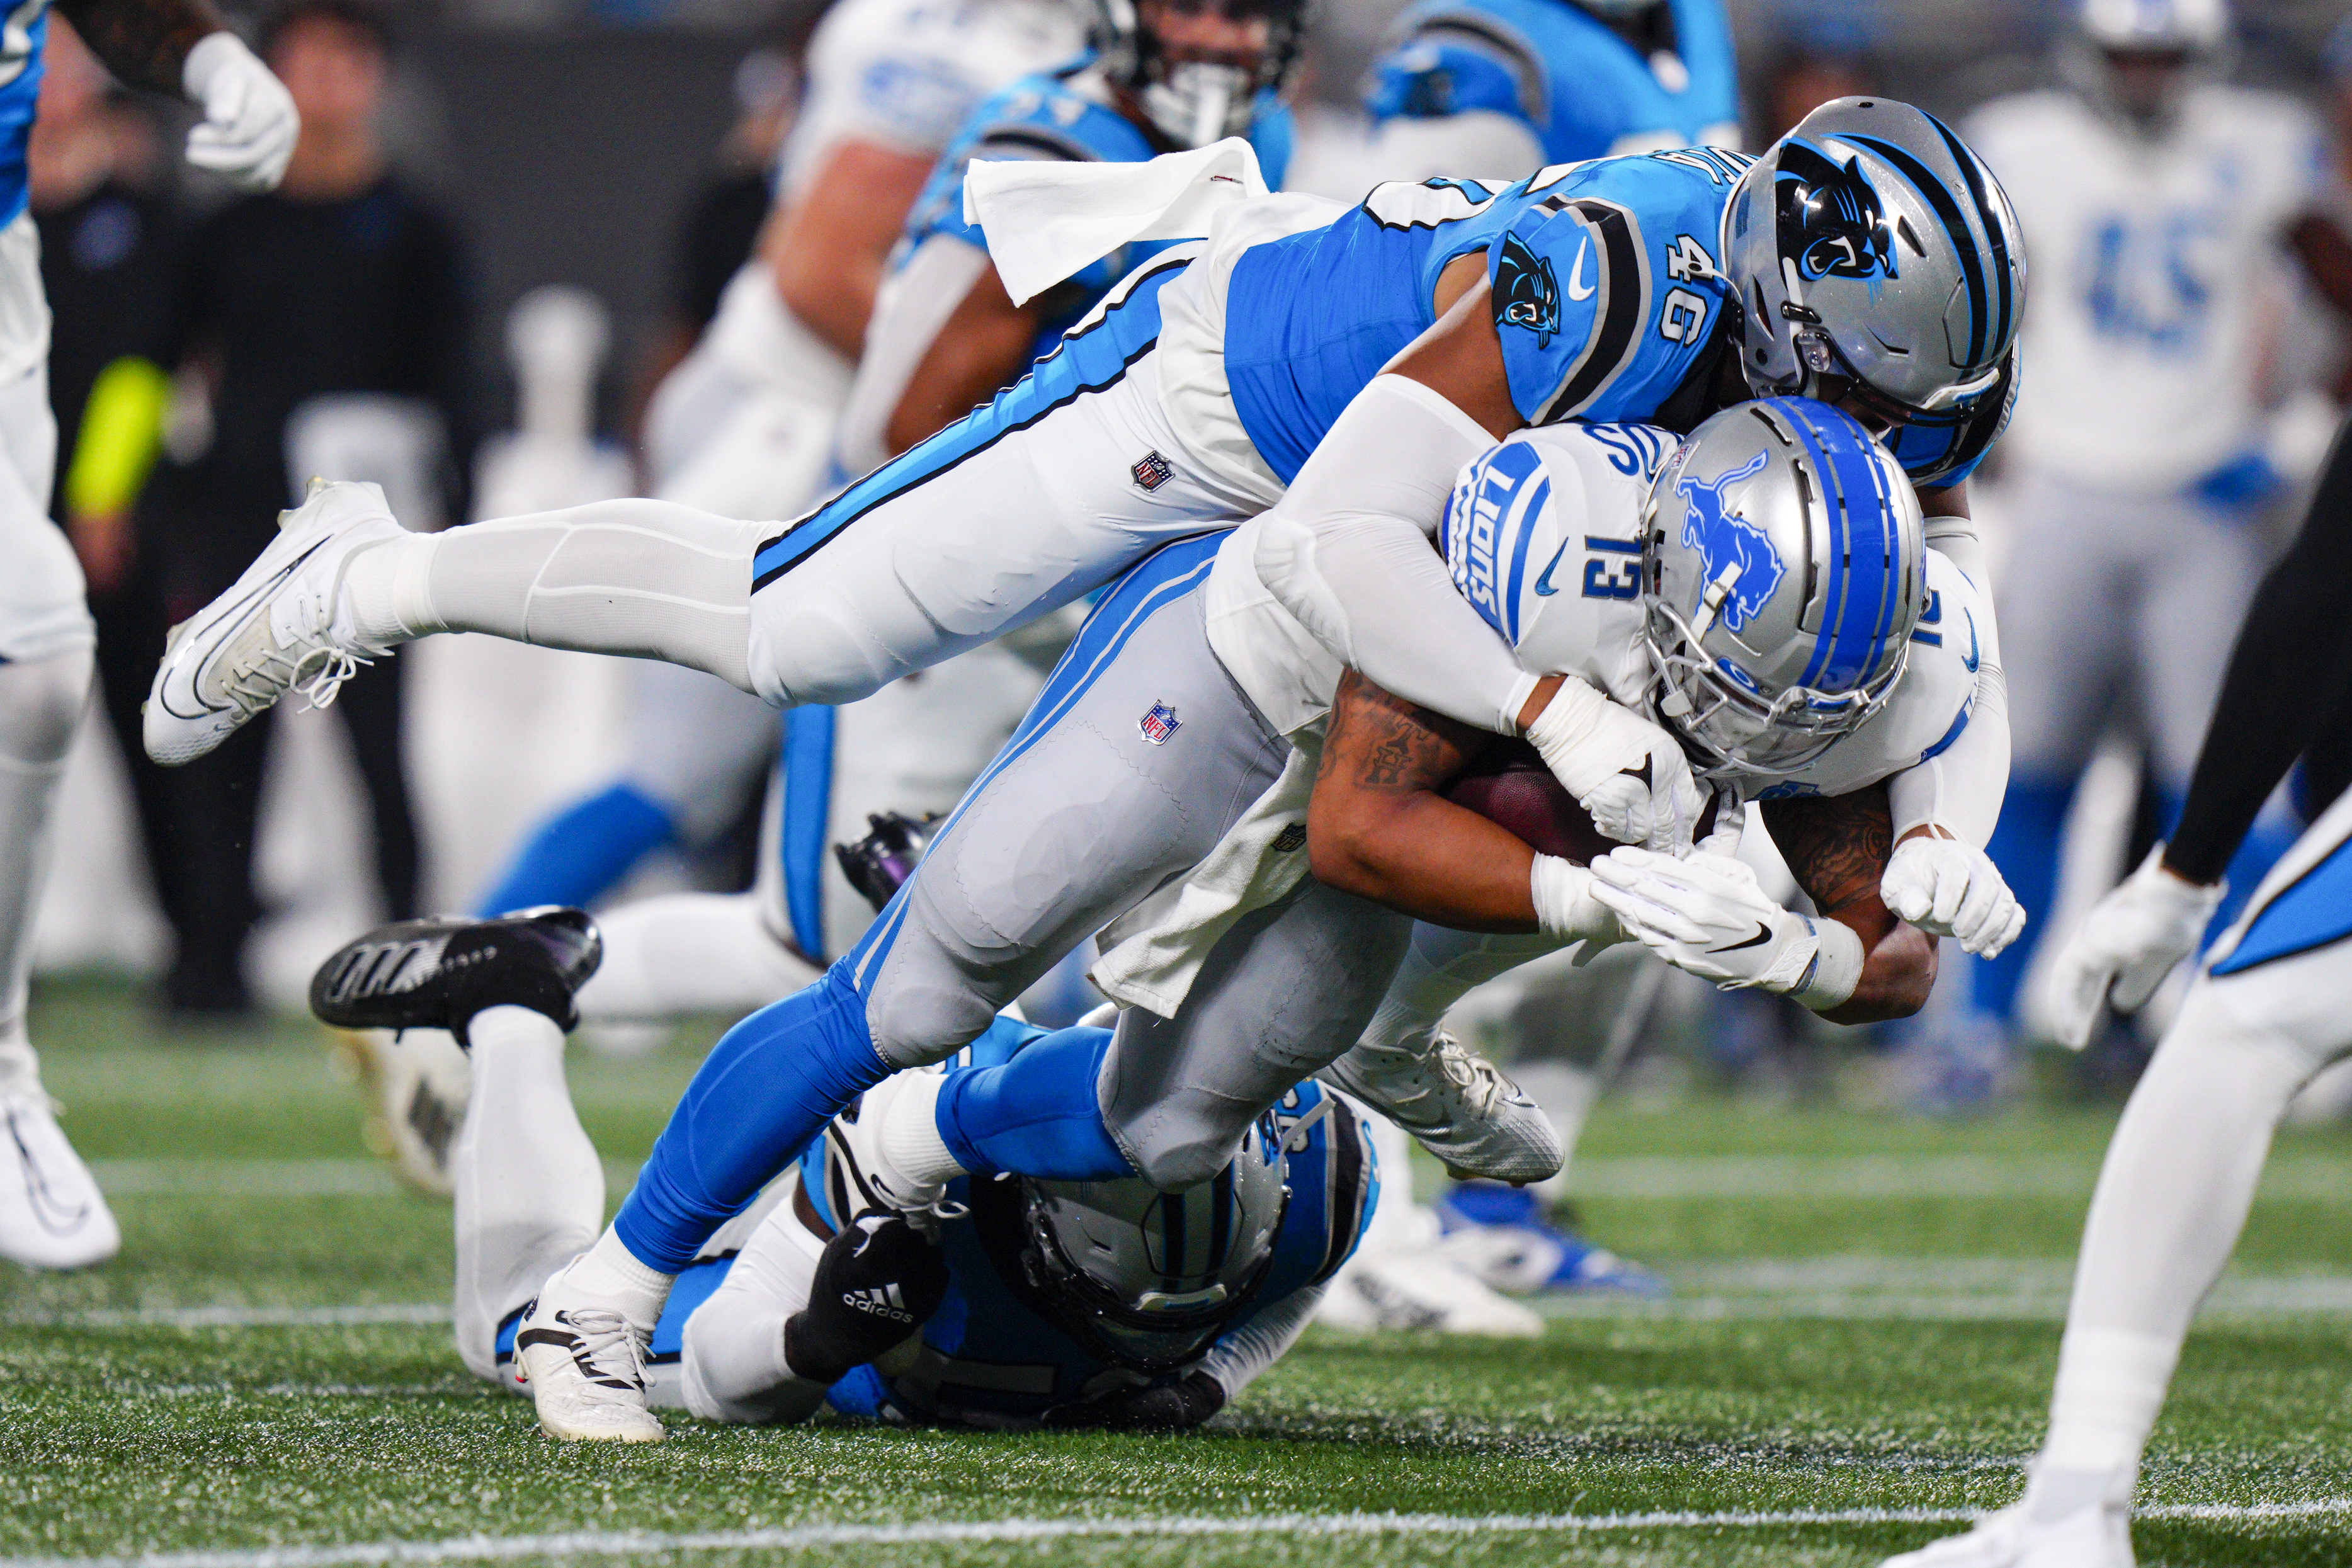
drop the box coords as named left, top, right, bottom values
left=329, top=1028, right=470, bottom=1198
left=1319, top=1030, right=1562, bottom=1185
left=1879, top=1501, right=2134, bottom=1568
left=514, top=1278, right=664, bottom=1443
left=0, top=1088, right=121, bottom=1270
left=1314, top=1239, right=1545, bottom=1338
left=144, top=479, right=406, bottom=766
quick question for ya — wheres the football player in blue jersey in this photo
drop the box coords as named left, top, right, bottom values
left=1363, top=0, right=1740, bottom=181
left=308, top=907, right=1372, bottom=1439
left=0, top=0, right=294, bottom=1270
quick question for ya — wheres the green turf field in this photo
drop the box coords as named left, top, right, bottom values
left=6, top=977, right=2352, bottom=1567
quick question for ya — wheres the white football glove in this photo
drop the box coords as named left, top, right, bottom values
left=1588, top=847, right=1865, bottom=1010
left=1523, top=676, right=1705, bottom=853
left=183, top=33, right=300, bottom=191
left=1880, top=832, right=2027, bottom=958
left=2045, top=846, right=2226, bottom=1050
left=1529, top=855, right=1623, bottom=947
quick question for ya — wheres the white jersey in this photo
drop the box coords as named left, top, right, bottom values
left=776, top=0, right=1086, bottom=203
left=1204, top=421, right=1983, bottom=806
left=1965, top=84, right=2326, bottom=494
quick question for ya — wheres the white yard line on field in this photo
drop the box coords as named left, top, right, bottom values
left=6, top=1500, right=2348, bottom=1568
left=11, top=1304, right=453, bottom=1329
left=83, top=1161, right=644, bottom=1198
left=1569, top=1154, right=2352, bottom=1202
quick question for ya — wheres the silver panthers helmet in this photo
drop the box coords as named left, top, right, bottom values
left=1642, top=397, right=1927, bottom=780
left=1017, top=1113, right=1288, bottom=1372
left=1725, top=98, right=2025, bottom=438
left=1092, top=0, right=1307, bottom=149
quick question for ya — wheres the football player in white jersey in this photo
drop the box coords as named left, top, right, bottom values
left=1960, top=0, right=2352, bottom=1061
left=0, top=0, right=294, bottom=1270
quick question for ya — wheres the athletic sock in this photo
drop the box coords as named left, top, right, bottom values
left=612, top=963, right=892, bottom=1272
left=344, top=499, right=766, bottom=691
left=932, top=1025, right=1133, bottom=1181
left=880, top=1071, right=962, bottom=1189
left=451, top=1004, right=605, bottom=1378
left=0, top=648, right=88, bottom=1094
left=2037, top=980, right=2319, bottom=1480
left=562, top=1227, right=676, bottom=1334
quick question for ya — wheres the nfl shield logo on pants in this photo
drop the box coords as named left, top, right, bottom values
left=1139, top=701, right=1181, bottom=745
left=1132, top=450, right=1174, bottom=491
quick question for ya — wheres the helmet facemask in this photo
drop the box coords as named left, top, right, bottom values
left=1093, top=0, right=1305, bottom=149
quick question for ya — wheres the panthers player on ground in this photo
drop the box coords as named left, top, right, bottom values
left=482, top=397, right=2020, bottom=1442
left=1961, top=0, right=2352, bottom=1060
left=1876, top=453, right=2352, bottom=1566
left=305, top=908, right=1371, bottom=1440
left=1364, top=0, right=1739, bottom=181
left=0, top=0, right=294, bottom=1270
left=146, top=97, right=2021, bottom=887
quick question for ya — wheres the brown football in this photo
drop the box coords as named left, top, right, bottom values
left=1445, top=739, right=1717, bottom=864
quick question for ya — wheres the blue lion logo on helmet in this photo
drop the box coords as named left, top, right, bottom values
left=1776, top=139, right=1899, bottom=283
left=1493, top=230, right=1561, bottom=348
left=1677, top=450, right=1783, bottom=634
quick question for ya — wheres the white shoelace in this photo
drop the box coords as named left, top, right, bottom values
left=556, top=1307, right=650, bottom=1392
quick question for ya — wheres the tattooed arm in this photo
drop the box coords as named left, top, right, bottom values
left=1761, top=784, right=1939, bottom=1025
left=1307, top=669, right=1546, bottom=932
left=56, top=0, right=222, bottom=94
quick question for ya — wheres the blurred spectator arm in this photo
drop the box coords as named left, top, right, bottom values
left=63, top=355, right=168, bottom=592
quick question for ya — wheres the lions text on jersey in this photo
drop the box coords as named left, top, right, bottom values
left=1441, top=421, right=1982, bottom=800
left=1221, top=146, right=1753, bottom=483
left=1367, top=0, right=1738, bottom=166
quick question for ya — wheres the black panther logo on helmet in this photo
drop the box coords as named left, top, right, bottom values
left=1493, top=230, right=1562, bottom=348
left=1775, top=139, right=1899, bottom=283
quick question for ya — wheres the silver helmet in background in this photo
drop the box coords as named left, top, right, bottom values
left=1018, top=1111, right=1289, bottom=1372
left=1642, top=397, right=1927, bottom=780
left=2065, top=0, right=2232, bottom=134
left=1091, top=0, right=1307, bottom=149
left=1725, top=96, right=2025, bottom=440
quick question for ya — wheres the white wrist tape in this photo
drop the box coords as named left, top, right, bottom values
left=1787, top=918, right=1866, bottom=1012
left=1521, top=678, right=1615, bottom=797
left=1529, top=854, right=1608, bottom=941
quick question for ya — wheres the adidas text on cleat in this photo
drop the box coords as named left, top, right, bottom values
left=143, top=479, right=407, bottom=766
left=1320, top=1031, right=1563, bottom=1185
left=311, top=909, right=603, bottom=1044
left=513, top=1295, right=664, bottom=1443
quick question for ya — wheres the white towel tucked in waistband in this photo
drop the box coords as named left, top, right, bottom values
left=963, top=137, right=1270, bottom=307
left=1089, top=737, right=1320, bottom=1019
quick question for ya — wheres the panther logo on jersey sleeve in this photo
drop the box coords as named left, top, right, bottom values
left=1493, top=230, right=1562, bottom=348
left=1676, top=450, right=1780, bottom=635
left=1777, top=140, right=1900, bottom=283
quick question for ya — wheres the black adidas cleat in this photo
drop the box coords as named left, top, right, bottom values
left=309, top=908, right=603, bottom=1045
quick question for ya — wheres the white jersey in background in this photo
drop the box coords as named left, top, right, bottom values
left=1967, top=84, right=2326, bottom=492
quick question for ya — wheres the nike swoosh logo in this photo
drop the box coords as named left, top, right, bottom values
left=1711, top=923, right=1775, bottom=954
left=1533, top=543, right=1569, bottom=596
left=1566, top=237, right=1595, bottom=301
left=1962, top=610, right=1980, bottom=673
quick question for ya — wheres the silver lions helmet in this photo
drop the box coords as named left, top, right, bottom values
left=1725, top=97, right=2025, bottom=440
left=1017, top=1112, right=1288, bottom=1373
left=2067, top=0, right=2232, bottom=134
left=1092, top=0, right=1307, bottom=149
left=1643, top=397, right=1927, bottom=780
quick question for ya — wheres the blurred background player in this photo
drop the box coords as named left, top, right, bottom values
left=307, top=906, right=1374, bottom=1440
left=467, top=0, right=1088, bottom=955
left=476, top=0, right=1304, bottom=1003
left=1362, top=0, right=1738, bottom=181
left=0, top=0, right=296, bottom=1266
left=1960, top=0, right=2352, bottom=1077
left=120, top=0, right=469, bottom=1016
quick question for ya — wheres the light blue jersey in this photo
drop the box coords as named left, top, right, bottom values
left=800, top=1023, right=1372, bottom=1426
left=0, top=1, right=48, bottom=230
left=902, top=60, right=1293, bottom=351
left=1224, top=146, right=1753, bottom=483
left=1367, top=0, right=1737, bottom=165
